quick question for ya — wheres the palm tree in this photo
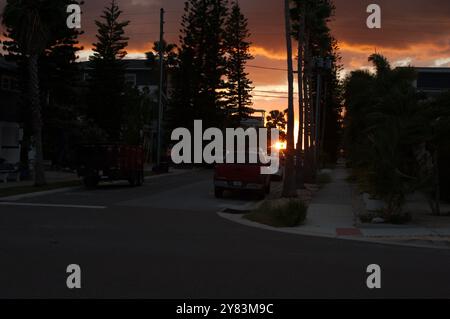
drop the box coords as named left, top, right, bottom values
left=266, top=109, right=287, bottom=141
left=2, top=0, right=50, bottom=186
left=291, top=0, right=335, bottom=184
left=266, top=110, right=287, bottom=129
left=368, top=53, right=391, bottom=77
left=146, top=40, right=179, bottom=69
left=294, top=1, right=306, bottom=188
left=345, top=53, right=430, bottom=218
left=282, top=0, right=297, bottom=198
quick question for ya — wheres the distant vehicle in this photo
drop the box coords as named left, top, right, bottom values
left=213, top=150, right=272, bottom=199
left=76, top=144, right=144, bottom=188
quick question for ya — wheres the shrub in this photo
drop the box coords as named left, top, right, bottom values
left=244, top=199, right=308, bottom=227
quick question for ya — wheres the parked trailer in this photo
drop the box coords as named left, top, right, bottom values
left=76, top=144, right=144, bottom=188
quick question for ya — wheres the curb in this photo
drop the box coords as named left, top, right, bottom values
left=217, top=210, right=450, bottom=251
left=144, top=168, right=201, bottom=181
left=0, top=169, right=201, bottom=202
left=0, top=186, right=83, bottom=201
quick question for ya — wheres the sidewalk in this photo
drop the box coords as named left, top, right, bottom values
left=219, top=162, right=450, bottom=249
left=0, top=167, right=201, bottom=200
left=299, top=167, right=359, bottom=236
left=0, top=170, right=79, bottom=189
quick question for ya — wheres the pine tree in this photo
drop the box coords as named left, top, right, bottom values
left=88, top=0, right=130, bottom=141
left=170, top=0, right=228, bottom=131
left=224, top=1, right=254, bottom=126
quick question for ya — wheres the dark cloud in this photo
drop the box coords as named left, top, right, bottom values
left=1, top=0, right=449, bottom=109
left=2, top=0, right=448, bottom=62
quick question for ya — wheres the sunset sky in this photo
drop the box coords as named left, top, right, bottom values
left=1, top=0, right=450, bottom=114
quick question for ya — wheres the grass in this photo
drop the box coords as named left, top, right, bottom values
left=0, top=180, right=81, bottom=198
left=244, top=199, right=308, bottom=228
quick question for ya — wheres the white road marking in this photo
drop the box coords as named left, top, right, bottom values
left=0, top=202, right=107, bottom=209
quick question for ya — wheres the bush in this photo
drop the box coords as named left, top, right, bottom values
left=244, top=199, right=308, bottom=227
left=387, top=212, right=412, bottom=225
left=358, top=209, right=412, bottom=224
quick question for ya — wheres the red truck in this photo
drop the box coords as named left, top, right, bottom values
left=76, top=144, right=144, bottom=188
left=213, top=150, right=272, bottom=199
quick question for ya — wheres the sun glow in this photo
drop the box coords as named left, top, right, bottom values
left=274, top=141, right=287, bottom=150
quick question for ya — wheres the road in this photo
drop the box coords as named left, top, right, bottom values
left=0, top=169, right=449, bottom=298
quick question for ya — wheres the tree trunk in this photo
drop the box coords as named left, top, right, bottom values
left=295, top=4, right=305, bottom=189
left=320, top=80, right=328, bottom=168
left=28, top=54, right=47, bottom=186
left=314, top=70, right=321, bottom=170
left=282, top=0, right=297, bottom=198
left=303, top=32, right=314, bottom=183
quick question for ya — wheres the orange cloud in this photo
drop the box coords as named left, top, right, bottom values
left=339, top=40, right=450, bottom=71
left=250, top=46, right=285, bottom=61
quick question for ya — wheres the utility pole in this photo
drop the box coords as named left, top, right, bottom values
left=156, top=8, right=165, bottom=167
left=314, top=57, right=322, bottom=168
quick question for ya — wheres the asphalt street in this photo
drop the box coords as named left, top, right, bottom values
left=0, top=170, right=449, bottom=298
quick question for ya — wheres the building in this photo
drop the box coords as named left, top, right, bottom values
left=79, top=59, right=169, bottom=98
left=240, top=109, right=266, bottom=128
left=414, top=67, right=450, bottom=97
left=0, top=57, right=22, bottom=164
left=413, top=67, right=450, bottom=201
left=79, top=59, right=173, bottom=162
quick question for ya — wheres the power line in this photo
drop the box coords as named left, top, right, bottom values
left=247, top=64, right=288, bottom=71
left=252, top=94, right=290, bottom=99
left=254, top=90, right=298, bottom=95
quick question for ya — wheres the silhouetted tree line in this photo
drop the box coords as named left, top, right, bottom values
left=1, top=0, right=257, bottom=184
left=1, top=0, right=157, bottom=184
left=168, top=0, right=255, bottom=132
left=1, top=0, right=343, bottom=192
